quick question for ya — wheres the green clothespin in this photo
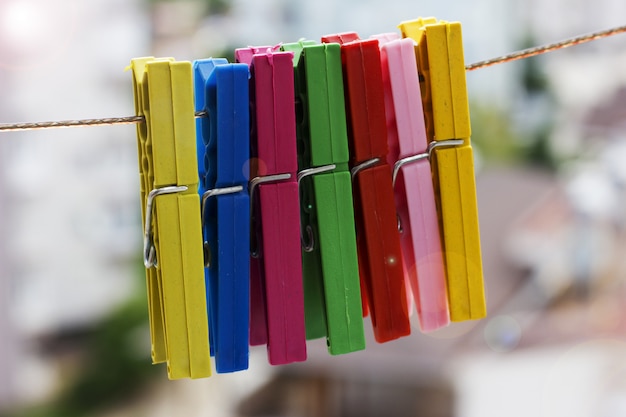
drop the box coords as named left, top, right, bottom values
left=282, top=40, right=365, bottom=355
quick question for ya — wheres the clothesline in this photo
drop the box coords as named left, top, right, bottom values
left=0, top=23, right=625, bottom=133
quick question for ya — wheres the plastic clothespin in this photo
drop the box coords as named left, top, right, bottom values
left=399, top=18, right=487, bottom=321
left=372, top=33, right=450, bottom=332
left=235, top=45, right=307, bottom=365
left=321, top=32, right=410, bottom=343
left=130, top=57, right=211, bottom=379
left=281, top=40, right=365, bottom=355
left=234, top=46, right=272, bottom=351
left=320, top=33, right=370, bottom=320
left=194, top=58, right=251, bottom=372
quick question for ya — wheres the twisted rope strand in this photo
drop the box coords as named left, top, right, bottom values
left=1, top=24, right=625, bottom=132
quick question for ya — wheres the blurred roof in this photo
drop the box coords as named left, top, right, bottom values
left=584, top=86, right=626, bottom=137
left=267, top=165, right=560, bottom=384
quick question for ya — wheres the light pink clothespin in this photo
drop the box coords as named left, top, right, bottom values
left=235, top=46, right=307, bottom=364
left=372, top=34, right=450, bottom=332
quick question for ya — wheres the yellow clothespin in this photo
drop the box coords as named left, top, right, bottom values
left=130, top=57, right=211, bottom=379
left=399, top=19, right=487, bottom=321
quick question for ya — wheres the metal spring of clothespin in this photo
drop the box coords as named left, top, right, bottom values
left=143, top=185, right=189, bottom=268
left=391, top=138, right=464, bottom=232
left=296, top=164, right=336, bottom=252
left=392, top=138, right=465, bottom=187
left=201, top=185, right=244, bottom=267
left=248, top=173, right=293, bottom=258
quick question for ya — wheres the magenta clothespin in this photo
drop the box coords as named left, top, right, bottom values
left=235, top=45, right=307, bottom=365
left=373, top=34, right=450, bottom=332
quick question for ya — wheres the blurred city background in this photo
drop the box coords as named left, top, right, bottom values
left=1, top=0, right=626, bottom=416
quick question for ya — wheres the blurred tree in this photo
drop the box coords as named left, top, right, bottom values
left=516, top=32, right=559, bottom=170
left=473, top=32, right=560, bottom=170
left=204, top=0, right=230, bottom=15
left=3, top=264, right=159, bottom=417
left=147, top=0, right=231, bottom=15
left=50, top=283, right=159, bottom=417
left=520, top=38, right=550, bottom=96
left=469, top=101, right=525, bottom=164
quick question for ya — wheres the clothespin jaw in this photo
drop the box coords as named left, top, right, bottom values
left=235, top=44, right=282, bottom=65
left=375, top=36, right=451, bottom=332
left=131, top=57, right=211, bottom=379
left=321, top=33, right=410, bottom=343
left=281, top=40, right=365, bottom=355
left=399, top=19, right=486, bottom=321
left=234, top=46, right=307, bottom=366
left=194, top=58, right=229, bottom=188
left=194, top=58, right=251, bottom=372
left=399, top=18, right=470, bottom=141
left=370, top=32, right=401, bottom=44
left=321, top=32, right=360, bottom=45
left=282, top=41, right=352, bottom=168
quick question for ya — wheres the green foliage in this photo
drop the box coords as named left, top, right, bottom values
left=215, top=47, right=235, bottom=64
left=470, top=99, right=562, bottom=170
left=469, top=101, right=526, bottom=164
left=520, top=123, right=559, bottom=170
left=146, top=0, right=231, bottom=15
left=515, top=31, right=559, bottom=170
left=51, top=293, right=158, bottom=417
left=5, top=265, right=158, bottom=417
left=519, top=34, right=551, bottom=96
left=205, top=0, right=230, bottom=15
left=446, top=31, right=561, bottom=171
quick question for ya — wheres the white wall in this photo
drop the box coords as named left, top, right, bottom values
left=451, top=340, right=626, bottom=417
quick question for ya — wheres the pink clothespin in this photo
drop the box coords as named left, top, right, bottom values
left=372, top=34, right=450, bottom=332
left=235, top=46, right=307, bottom=364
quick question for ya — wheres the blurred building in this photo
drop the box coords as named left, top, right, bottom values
left=0, top=0, right=148, bottom=408
left=0, top=56, right=15, bottom=408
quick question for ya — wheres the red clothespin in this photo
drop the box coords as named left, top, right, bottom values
left=235, top=45, right=307, bottom=365
left=321, top=32, right=410, bottom=343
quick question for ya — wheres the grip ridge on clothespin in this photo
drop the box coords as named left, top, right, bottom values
left=235, top=45, right=307, bottom=365
left=399, top=18, right=487, bottom=321
left=281, top=40, right=366, bottom=355
left=321, top=32, right=410, bottom=343
left=131, top=57, right=211, bottom=379
left=194, top=58, right=251, bottom=372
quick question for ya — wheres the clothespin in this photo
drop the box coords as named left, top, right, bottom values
left=399, top=18, right=487, bottom=321
left=235, top=45, right=307, bottom=365
left=372, top=33, right=450, bottom=332
left=130, top=57, right=211, bottom=379
left=235, top=46, right=272, bottom=352
left=320, top=32, right=370, bottom=320
left=194, top=58, right=251, bottom=372
left=281, top=40, right=365, bottom=355
left=321, top=33, right=410, bottom=343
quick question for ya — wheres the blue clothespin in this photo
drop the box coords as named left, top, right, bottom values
left=193, top=58, right=251, bottom=373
